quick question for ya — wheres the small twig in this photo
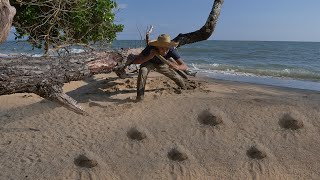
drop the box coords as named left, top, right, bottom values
left=136, top=24, right=143, bottom=47
left=146, top=25, right=153, bottom=45
left=29, top=128, right=40, bottom=132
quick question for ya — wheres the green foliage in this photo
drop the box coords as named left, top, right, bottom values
left=10, top=0, right=124, bottom=51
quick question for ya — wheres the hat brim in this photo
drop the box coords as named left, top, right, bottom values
left=149, top=40, right=179, bottom=48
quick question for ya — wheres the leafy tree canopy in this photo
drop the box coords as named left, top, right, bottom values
left=10, top=0, right=124, bottom=52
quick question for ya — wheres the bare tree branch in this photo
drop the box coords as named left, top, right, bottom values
left=0, top=49, right=142, bottom=114
left=146, top=25, right=153, bottom=45
left=0, top=0, right=16, bottom=42
left=172, top=0, right=224, bottom=47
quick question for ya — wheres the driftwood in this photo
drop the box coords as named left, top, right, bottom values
left=0, top=49, right=141, bottom=115
left=0, top=0, right=16, bottom=43
left=155, top=55, right=188, bottom=79
left=145, top=25, right=153, bottom=45
left=0, top=0, right=224, bottom=114
left=172, top=0, right=224, bottom=47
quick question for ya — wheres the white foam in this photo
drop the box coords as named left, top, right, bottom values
left=196, top=71, right=320, bottom=92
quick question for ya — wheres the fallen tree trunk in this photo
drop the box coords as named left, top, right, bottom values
left=0, top=0, right=16, bottom=43
left=0, top=0, right=224, bottom=114
left=0, top=49, right=141, bottom=114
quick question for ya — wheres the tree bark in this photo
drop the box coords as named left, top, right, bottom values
left=0, top=0, right=16, bottom=43
left=0, top=0, right=224, bottom=114
left=172, top=0, right=224, bottom=47
left=0, top=49, right=141, bottom=114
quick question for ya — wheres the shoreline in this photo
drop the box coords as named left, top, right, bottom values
left=1, top=48, right=319, bottom=90
left=2, top=40, right=320, bottom=87
left=196, top=71, right=320, bottom=92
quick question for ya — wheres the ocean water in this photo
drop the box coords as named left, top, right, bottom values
left=179, top=41, right=320, bottom=91
left=1, top=40, right=320, bottom=91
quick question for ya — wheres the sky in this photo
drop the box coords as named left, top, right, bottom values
left=5, top=0, right=320, bottom=42
left=114, top=0, right=320, bottom=42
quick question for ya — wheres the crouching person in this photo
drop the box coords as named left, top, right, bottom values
left=131, top=34, right=188, bottom=101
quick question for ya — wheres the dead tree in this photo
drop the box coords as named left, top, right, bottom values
left=0, top=49, right=142, bottom=115
left=173, top=0, right=224, bottom=47
left=0, top=0, right=16, bottom=43
left=0, top=0, right=224, bottom=114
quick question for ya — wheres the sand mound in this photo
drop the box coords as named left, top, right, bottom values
left=279, top=113, right=304, bottom=130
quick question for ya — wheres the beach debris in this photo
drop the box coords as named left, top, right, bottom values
left=172, top=0, right=224, bottom=47
left=247, top=146, right=267, bottom=160
left=52, top=92, right=87, bottom=115
left=168, top=148, right=188, bottom=162
left=127, top=127, right=147, bottom=141
left=156, top=55, right=188, bottom=80
left=0, top=0, right=16, bottom=43
left=74, top=155, right=98, bottom=168
left=198, top=109, right=223, bottom=126
left=279, top=113, right=304, bottom=130
left=28, top=128, right=40, bottom=132
left=0, top=49, right=144, bottom=115
left=145, top=25, right=153, bottom=45
left=0, top=0, right=224, bottom=115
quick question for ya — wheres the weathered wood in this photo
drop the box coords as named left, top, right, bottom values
left=146, top=25, right=153, bottom=45
left=172, top=0, right=224, bottom=47
left=0, top=0, right=16, bottom=43
left=0, top=0, right=224, bottom=114
left=0, top=49, right=141, bottom=114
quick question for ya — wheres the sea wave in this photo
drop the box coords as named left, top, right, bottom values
left=190, top=63, right=320, bottom=81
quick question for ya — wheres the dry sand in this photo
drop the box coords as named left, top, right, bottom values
left=1, top=72, right=320, bottom=180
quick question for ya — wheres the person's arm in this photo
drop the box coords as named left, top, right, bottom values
left=167, top=58, right=188, bottom=71
left=167, top=48, right=188, bottom=71
left=171, top=58, right=188, bottom=71
left=131, top=47, right=158, bottom=64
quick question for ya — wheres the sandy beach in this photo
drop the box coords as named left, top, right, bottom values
left=1, top=72, right=320, bottom=179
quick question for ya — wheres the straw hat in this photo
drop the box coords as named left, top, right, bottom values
left=149, top=34, right=179, bottom=48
